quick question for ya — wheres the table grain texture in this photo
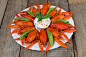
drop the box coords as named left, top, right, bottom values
left=0, top=0, right=86, bottom=57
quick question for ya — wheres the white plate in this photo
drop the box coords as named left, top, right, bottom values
left=11, top=5, right=74, bottom=51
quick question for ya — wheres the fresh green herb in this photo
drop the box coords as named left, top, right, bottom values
left=56, top=19, right=69, bottom=23
left=14, top=17, right=31, bottom=22
left=46, top=8, right=55, bottom=14
left=36, top=11, right=51, bottom=22
left=36, top=11, right=41, bottom=18
left=20, top=30, right=34, bottom=40
left=47, top=30, right=53, bottom=46
left=43, top=14, right=51, bottom=19
left=27, top=10, right=35, bottom=18
left=37, top=14, right=44, bottom=22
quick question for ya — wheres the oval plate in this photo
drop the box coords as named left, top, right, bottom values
left=11, top=5, right=74, bottom=51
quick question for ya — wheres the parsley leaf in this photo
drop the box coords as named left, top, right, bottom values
left=43, top=14, right=51, bottom=19
left=36, top=11, right=51, bottom=22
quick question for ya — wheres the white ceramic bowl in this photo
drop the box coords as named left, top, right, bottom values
left=34, top=18, right=51, bottom=31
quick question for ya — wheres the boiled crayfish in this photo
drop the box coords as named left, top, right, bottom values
left=50, top=22, right=77, bottom=33
left=7, top=20, right=34, bottom=28
left=7, top=0, right=78, bottom=54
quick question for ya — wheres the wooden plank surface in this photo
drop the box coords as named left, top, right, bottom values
left=0, top=0, right=83, bottom=57
left=68, top=0, right=86, bottom=4
left=69, top=4, right=86, bottom=57
left=0, top=0, right=28, bottom=57
left=0, top=0, right=8, bottom=26
left=0, top=0, right=9, bottom=57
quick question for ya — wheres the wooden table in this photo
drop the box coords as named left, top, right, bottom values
left=0, top=0, right=86, bottom=57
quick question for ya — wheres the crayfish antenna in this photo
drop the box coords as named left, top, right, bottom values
left=10, top=8, right=20, bottom=17
left=23, top=0, right=36, bottom=11
left=23, top=0, right=32, bottom=11
left=10, top=8, right=16, bottom=14
left=23, top=0, right=32, bottom=6
left=66, top=42, right=77, bottom=50
left=71, top=9, right=79, bottom=13
left=47, top=0, right=48, bottom=3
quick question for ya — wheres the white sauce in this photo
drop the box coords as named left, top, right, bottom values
left=34, top=18, right=51, bottom=29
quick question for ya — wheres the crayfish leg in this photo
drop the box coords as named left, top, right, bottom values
left=55, top=6, right=58, bottom=10
left=43, top=43, right=46, bottom=48
left=57, top=8, right=61, bottom=14
left=67, top=23, right=75, bottom=28
left=26, top=42, right=33, bottom=49
left=9, top=28, right=21, bottom=35
left=36, top=33, right=39, bottom=40
left=16, top=13, right=20, bottom=17
left=14, top=38, right=20, bottom=40
left=28, top=6, right=32, bottom=11
left=48, top=10, right=57, bottom=17
left=7, top=20, right=16, bottom=27
left=61, top=32, right=72, bottom=44
left=54, top=38, right=69, bottom=48
left=25, top=40, right=38, bottom=49
left=48, top=0, right=51, bottom=8
left=36, top=4, right=40, bottom=13
left=38, top=40, right=44, bottom=54
left=7, top=25, right=18, bottom=28
left=59, top=36, right=65, bottom=42
left=64, top=28, right=77, bottom=33
left=45, top=43, right=51, bottom=52
left=21, top=37, right=26, bottom=46
left=36, top=4, right=40, bottom=10
left=16, top=11, right=27, bottom=17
